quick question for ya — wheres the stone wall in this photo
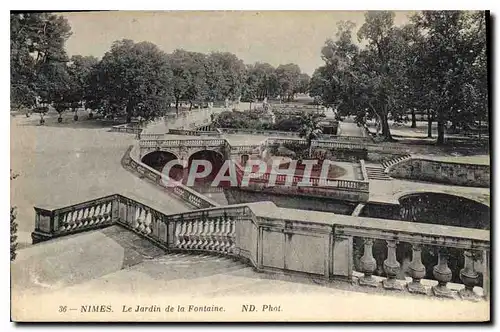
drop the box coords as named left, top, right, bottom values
left=388, top=158, right=490, bottom=188
left=224, top=188, right=358, bottom=215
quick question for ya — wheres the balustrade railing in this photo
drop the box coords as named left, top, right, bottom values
left=121, top=146, right=218, bottom=209
left=32, top=196, right=489, bottom=301
left=233, top=163, right=369, bottom=192
left=334, top=220, right=490, bottom=300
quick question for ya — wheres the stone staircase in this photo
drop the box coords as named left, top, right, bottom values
left=365, top=154, right=411, bottom=181
left=381, top=154, right=412, bottom=170
left=365, top=166, right=392, bottom=181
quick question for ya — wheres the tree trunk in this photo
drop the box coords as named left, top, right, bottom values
left=189, top=101, right=193, bottom=111
left=427, top=109, right=433, bottom=138
left=249, top=101, right=252, bottom=110
left=411, top=109, right=417, bottom=128
left=175, top=98, right=179, bottom=114
left=437, top=120, right=445, bottom=145
left=381, top=110, right=393, bottom=141
left=126, top=100, right=133, bottom=123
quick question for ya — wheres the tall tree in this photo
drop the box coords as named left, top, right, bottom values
left=275, top=63, right=302, bottom=101
left=205, top=52, right=246, bottom=101
left=168, top=49, right=208, bottom=112
left=93, top=39, right=173, bottom=122
left=10, top=13, right=72, bottom=111
left=356, top=11, right=400, bottom=141
left=412, top=11, right=487, bottom=144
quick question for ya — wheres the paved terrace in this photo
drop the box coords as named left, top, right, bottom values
left=11, top=225, right=489, bottom=322
left=10, top=115, right=191, bottom=246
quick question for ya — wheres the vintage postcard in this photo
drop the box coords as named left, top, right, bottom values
left=10, top=10, right=490, bottom=322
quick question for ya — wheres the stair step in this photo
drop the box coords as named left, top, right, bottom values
left=365, top=166, right=392, bottom=180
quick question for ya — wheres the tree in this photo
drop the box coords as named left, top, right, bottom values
left=66, top=55, right=99, bottom=120
left=205, top=52, right=246, bottom=101
left=275, top=63, right=302, bottom=101
left=298, top=113, right=323, bottom=157
left=356, top=11, right=401, bottom=141
left=168, top=49, right=208, bottom=112
left=296, top=73, right=311, bottom=94
left=93, top=39, right=173, bottom=122
left=412, top=11, right=487, bottom=144
left=10, top=13, right=72, bottom=111
left=252, top=62, right=279, bottom=99
left=241, top=64, right=259, bottom=109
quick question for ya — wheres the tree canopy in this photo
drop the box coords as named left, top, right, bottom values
left=310, top=11, right=487, bottom=143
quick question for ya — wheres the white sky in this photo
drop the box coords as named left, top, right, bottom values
left=61, top=11, right=413, bottom=75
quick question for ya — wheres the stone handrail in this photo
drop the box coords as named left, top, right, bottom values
left=233, top=162, right=369, bottom=192
left=359, top=159, right=369, bottom=181
left=110, top=124, right=143, bottom=135
left=140, top=133, right=166, bottom=140
left=32, top=198, right=490, bottom=300
left=139, top=138, right=226, bottom=148
left=168, top=129, right=221, bottom=137
left=121, top=145, right=219, bottom=209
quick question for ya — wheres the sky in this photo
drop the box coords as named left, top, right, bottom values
left=61, top=11, right=413, bottom=75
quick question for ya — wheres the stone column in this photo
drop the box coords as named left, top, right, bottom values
left=358, top=238, right=378, bottom=287
left=407, top=244, right=427, bottom=294
left=432, top=248, right=454, bottom=298
left=459, top=250, right=480, bottom=301
left=383, top=240, right=403, bottom=290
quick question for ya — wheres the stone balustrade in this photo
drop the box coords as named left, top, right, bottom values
left=32, top=194, right=119, bottom=242
left=31, top=198, right=490, bottom=301
left=121, top=145, right=219, bottom=210
left=110, top=124, right=143, bottom=135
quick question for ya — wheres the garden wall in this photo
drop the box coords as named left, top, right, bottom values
left=388, top=158, right=490, bottom=188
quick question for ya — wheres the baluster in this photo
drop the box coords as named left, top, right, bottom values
left=96, top=204, right=105, bottom=224
left=144, top=211, right=152, bottom=235
left=358, top=238, right=378, bottom=287
left=139, top=209, right=147, bottom=232
left=76, top=209, right=84, bottom=228
left=185, top=221, right=193, bottom=249
left=69, top=210, right=77, bottom=230
left=207, top=218, right=216, bottom=250
left=191, top=219, right=201, bottom=249
left=60, top=212, right=69, bottom=232
left=407, top=244, right=427, bottom=294
left=216, top=217, right=225, bottom=253
left=221, top=217, right=230, bottom=253
left=103, top=202, right=112, bottom=222
left=459, top=250, right=480, bottom=301
left=132, top=207, right=140, bottom=229
left=87, top=206, right=95, bottom=225
left=432, top=248, right=454, bottom=298
left=382, top=240, right=403, bottom=291
left=174, top=222, right=182, bottom=248
left=213, top=217, right=222, bottom=252
left=82, top=208, right=90, bottom=226
left=179, top=221, right=188, bottom=249
left=228, top=217, right=236, bottom=254
left=200, top=217, right=210, bottom=250
left=92, top=205, right=100, bottom=225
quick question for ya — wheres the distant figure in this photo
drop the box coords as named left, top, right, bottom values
left=224, top=98, right=229, bottom=109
